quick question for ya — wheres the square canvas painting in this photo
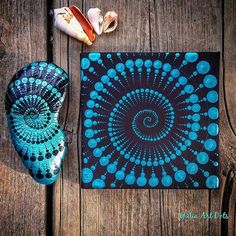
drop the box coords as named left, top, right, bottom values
left=80, top=52, right=220, bottom=189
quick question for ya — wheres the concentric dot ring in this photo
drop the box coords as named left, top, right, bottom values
left=81, top=52, right=219, bottom=189
left=108, top=89, right=175, bottom=149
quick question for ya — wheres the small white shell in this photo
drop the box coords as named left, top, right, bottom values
left=87, top=8, right=103, bottom=35
left=103, top=11, right=118, bottom=33
left=54, top=7, right=92, bottom=45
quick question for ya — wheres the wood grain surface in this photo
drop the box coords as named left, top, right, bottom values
left=0, top=0, right=235, bottom=236
left=0, top=1, right=48, bottom=235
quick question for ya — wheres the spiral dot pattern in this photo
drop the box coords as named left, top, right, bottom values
left=5, top=61, right=69, bottom=184
left=81, top=52, right=220, bottom=189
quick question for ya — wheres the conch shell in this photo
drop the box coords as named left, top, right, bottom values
left=53, top=7, right=94, bottom=45
left=103, top=11, right=118, bottom=33
left=69, top=5, right=95, bottom=42
left=87, top=8, right=103, bottom=35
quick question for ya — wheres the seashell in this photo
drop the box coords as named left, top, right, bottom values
left=103, top=11, right=118, bottom=33
left=69, top=5, right=95, bottom=42
left=5, top=61, right=69, bottom=185
left=87, top=8, right=103, bottom=35
left=54, top=7, right=92, bottom=46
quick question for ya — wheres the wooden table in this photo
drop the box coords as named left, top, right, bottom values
left=0, top=0, right=235, bottom=235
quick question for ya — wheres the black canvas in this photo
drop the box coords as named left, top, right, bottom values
left=80, top=52, right=220, bottom=189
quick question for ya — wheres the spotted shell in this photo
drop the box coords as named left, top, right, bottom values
left=5, top=61, right=69, bottom=185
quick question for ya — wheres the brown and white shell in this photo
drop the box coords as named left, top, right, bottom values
left=53, top=7, right=93, bottom=45
left=87, top=8, right=103, bottom=35
left=103, top=11, right=118, bottom=33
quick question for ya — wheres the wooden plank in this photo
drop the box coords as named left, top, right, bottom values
left=224, top=0, right=236, bottom=134
left=0, top=0, right=48, bottom=235
left=81, top=1, right=152, bottom=236
left=209, top=0, right=236, bottom=235
left=52, top=0, right=82, bottom=235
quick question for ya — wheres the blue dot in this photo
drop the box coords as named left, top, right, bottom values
left=192, top=114, right=200, bottom=122
left=207, top=91, right=218, bottom=103
left=144, top=59, right=152, bottom=68
left=94, top=82, right=103, bottom=91
left=116, top=63, right=125, bottom=72
left=107, top=69, right=116, bottom=78
left=85, top=109, right=93, bottom=118
left=81, top=58, right=90, bottom=69
left=115, top=170, right=125, bottom=180
left=186, top=163, right=198, bottom=175
left=82, top=168, right=93, bottom=183
left=203, top=75, right=217, bottom=88
left=148, top=177, right=159, bottom=187
left=152, top=60, right=162, bottom=70
left=84, top=119, right=92, bottom=128
left=214, top=162, right=219, bottom=167
left=204, top=138, right=217, bottom=151
left=99, top=156, right=109, bottom=166
left=87, top=100, right=95, bottom=108
left=82, top=76, right=88, bottom=81
left=163, top=63, right=171, bottom=72
left=171, top=69, right=180, bottom=78
left=137, top=176, right=147, bottom=187
left=192, top=104, right=201, bottom=112
left=29, top=77, right=35, bottom=83
left=85, top=129, right=94, bottom=138
left=161, top=175, right=172, bottom=187
left=189, top=132, right=197, bottom=140
left=174, top=170, right=186, bottom=182
left=175, top=53, right=180, bottom=57
left=89, top=67, right=94, bottom=73
left=207, top=123, right=219, bottom=136
left=191, top=123, right=200, bottom=131
left=135, top=59, right=143, bottom=67
left=208, top=107, right=219, bottom=120
left=107, top=164, right=116, bottom=173
left=90, top=91, right=98, bottom=99
left=22, top=77, right=28, bottom=84
left=197, top=152, right=209, bottom=164
left=196, top=61, right=210, bottom=74
left=189, top=94, right=198, bottom=103
left=125, top=59, right=134, bottom=68
left=88, top=139, right=97, bottom=148
left=88, top=52, right=100, bottom=61
left=184, top=85, right=194, bottom=94
left=125, top=174, right=136, bottom=185
left=178, top=76, right=187, bottom=85
left=206, top=175, right=219, bottom=189
left=101, top=75, right=110, bottom=84
left=159, top=159, right=164, bottom=165
left=92, top=179, right=105, bottom=189
left=93, top=148, right=102, bottom=157
left=185, top=52, right=198, bottom=63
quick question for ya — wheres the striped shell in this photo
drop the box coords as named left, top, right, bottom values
left=5, top=61, right=69, bottom=185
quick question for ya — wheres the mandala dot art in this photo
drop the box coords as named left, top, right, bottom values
left=5, top=61, right=69, bottom=185
left=80, top=52, right=220, bottom=189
